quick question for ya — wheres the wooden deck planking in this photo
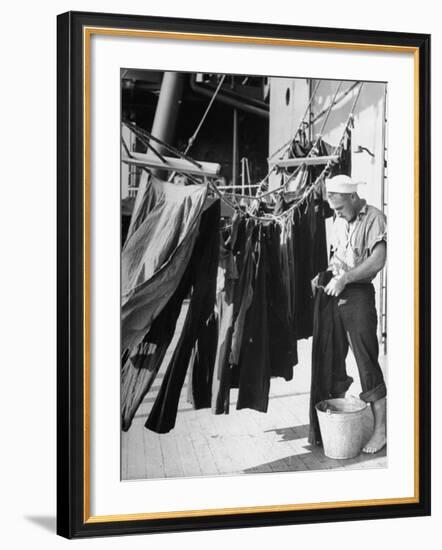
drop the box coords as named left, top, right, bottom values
left=122, top=329, right=387, bottom=480
left=232, top=412, right=274, bottom=473
left=160, top=434, right=186, bottom=478
left=126, top=418, right=147, bottom=480
left=144, top=431, right=166, bottom=479
left=195, top=411, right=233, bottom=475
left=187, top=413, right=220, bottom=477
left=176, top=434, right=203, bottom=478
left=121, top=431, right=129, bottom=480
left=244, top=407, right=298, bottom=472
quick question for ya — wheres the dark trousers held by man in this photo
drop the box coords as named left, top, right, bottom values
left=309, top=272, right=387, bottom=445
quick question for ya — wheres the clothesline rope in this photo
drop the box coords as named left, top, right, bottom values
left=206, top=177, right=279, bottom=222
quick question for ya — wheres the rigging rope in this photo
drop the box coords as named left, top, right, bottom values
left=168, top=74, right=227, bottom=182
left=267, top=79, right=322, bottom=162
left=123, top=120, right=204, bottom=170
left=310, top=81, right=359, bottom=126
left=123, top=123, right=170, bottom=165
left=248, top=80, right=343, bottom=216
left=316, top=81, right=343, bottom=142
left=184, top=74, right=226, bottom=155
left=277, top=81, right=364, bottom=221
left=252, top=80, right=323, bottom=201
left=122, top=81, right=364, bottom=224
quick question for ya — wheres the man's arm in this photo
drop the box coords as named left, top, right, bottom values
left=343, top=241, right=386, bottom=284
left=325, top=241, right=386, bottom=296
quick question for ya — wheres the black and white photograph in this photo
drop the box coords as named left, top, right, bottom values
left=120, top=71, right=388, bottom=481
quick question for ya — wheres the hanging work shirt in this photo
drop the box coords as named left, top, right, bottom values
left=329, top=200, right=387, bottom=282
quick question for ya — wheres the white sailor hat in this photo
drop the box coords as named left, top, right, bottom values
left=325, top=174, right=366, bottom=194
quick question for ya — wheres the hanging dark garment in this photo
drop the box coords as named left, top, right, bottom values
left=236, top=225, right=271, bottom=412
left=211, top=215, right=253, bottom=413
left=288, top=125, right=352, bottom=180
left=209, top=242, right=236, bottom=413
left=210, top=289, right=235, bottom=414
left=292, top=196, right=315, bottom=339
left=228, top=219, right=256, bottom=377
left=290, top=140, right=310, bottom=158
left=145, top=199, right=220, bottom=434
left=265, top=222, right=298, bottom=379
left=284, top=129, right=353, bottom=213
left=203, top=213, right=240, bottom=414
left=286, top=222, right=297, bottom=324
left=292, top=186, right=329, bottom=340
left=121, top=175, right=207, bottom=352
left=308, top=271, right=354, bottom=445
left=213, top=219, right=298, bottom=415
left=317, top=124, right=353, bottom=178
left=310, top=187, right=330, bottom=277
left=279, top=219, right=297, bottom=326
left=279, top=221, right=291, bottom=316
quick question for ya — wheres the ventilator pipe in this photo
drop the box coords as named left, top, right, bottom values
left=149, top=72, right=185, bottom=178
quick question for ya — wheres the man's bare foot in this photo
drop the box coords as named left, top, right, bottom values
left=362, top=428, right=386, bottom=454
left=362, top=397, right=387, bottom=454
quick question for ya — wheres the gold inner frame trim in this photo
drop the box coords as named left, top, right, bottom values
left=82, top=26, right=420, bottom=524
left=85, top=26, right=418, bottom=53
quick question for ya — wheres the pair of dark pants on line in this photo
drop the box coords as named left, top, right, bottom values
left=236, top=225, right=271, bottom=412
left=265, top=223, right=298, bottom=380
left=309, top=278, right=387, bottom=445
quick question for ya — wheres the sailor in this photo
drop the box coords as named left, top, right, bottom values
left=313, top=174, right=387, bottom=454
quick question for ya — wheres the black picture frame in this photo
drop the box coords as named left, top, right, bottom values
left=57, top=10, right=431, bottom=539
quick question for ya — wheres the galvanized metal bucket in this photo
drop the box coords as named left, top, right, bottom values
left=316, top=397, right=368, bottom=459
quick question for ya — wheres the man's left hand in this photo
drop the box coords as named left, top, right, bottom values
left=324, top=275, right=347, bottom=297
